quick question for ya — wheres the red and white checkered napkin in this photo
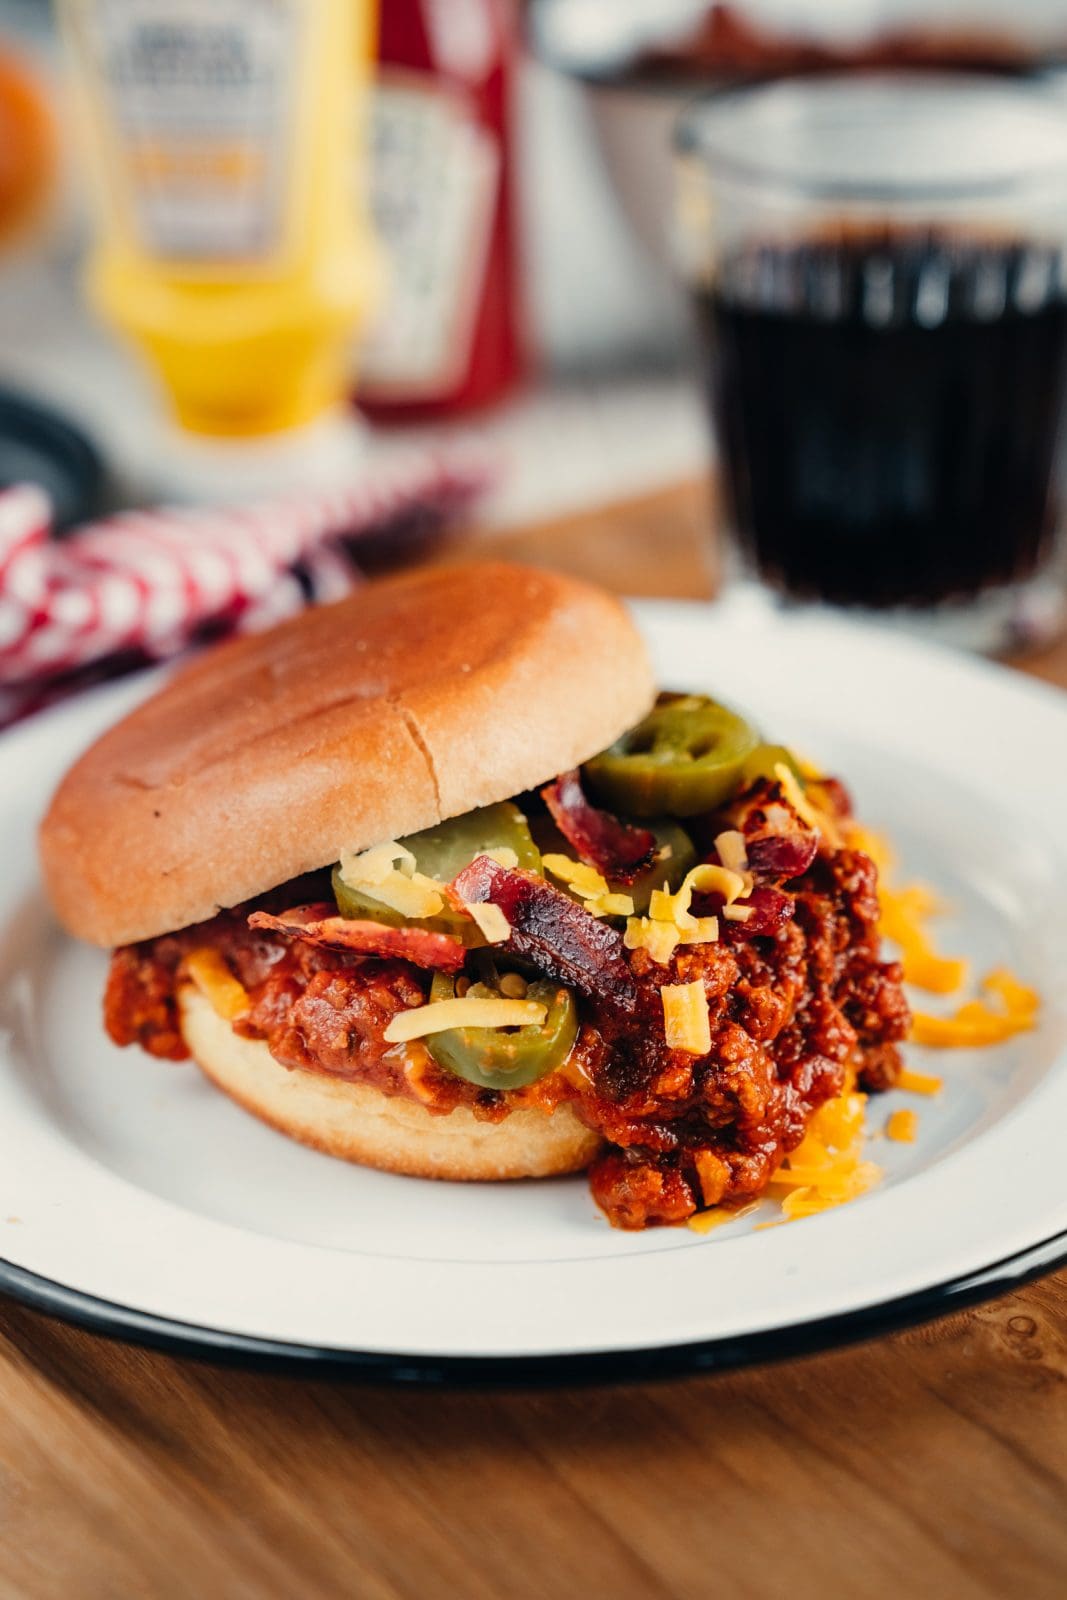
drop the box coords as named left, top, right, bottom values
left=0, top=443, right=496, bottom=729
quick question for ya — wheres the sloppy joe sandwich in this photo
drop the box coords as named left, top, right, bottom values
left=38, top=561, right=909, bottom=1229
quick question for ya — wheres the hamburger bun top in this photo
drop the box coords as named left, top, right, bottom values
left=39, top=561, right=655, bottom=947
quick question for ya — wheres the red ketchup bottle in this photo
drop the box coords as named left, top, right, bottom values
left=356, top=0, right=524, bottom=418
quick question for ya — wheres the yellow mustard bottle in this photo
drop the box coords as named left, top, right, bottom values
left=60, top=0, right=379, bottom=438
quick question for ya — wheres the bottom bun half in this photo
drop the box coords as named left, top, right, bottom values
left=179, top=986, right=603, bottom=1182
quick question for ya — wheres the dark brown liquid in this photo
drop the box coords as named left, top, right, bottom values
left=697, top=234, right=1067, bottom=607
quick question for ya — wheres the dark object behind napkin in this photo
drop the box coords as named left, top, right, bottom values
left=0, top=388, right=106, bottom=530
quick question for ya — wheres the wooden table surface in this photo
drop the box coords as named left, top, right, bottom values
left=4, top=482, right=1067, bottom=1600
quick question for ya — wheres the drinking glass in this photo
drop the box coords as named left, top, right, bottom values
left=674, top=75, right=1067, bottom=653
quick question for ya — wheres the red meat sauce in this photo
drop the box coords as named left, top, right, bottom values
left=103, top=780, right=910, bottom=1230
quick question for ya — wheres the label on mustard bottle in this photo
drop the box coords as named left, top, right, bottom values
left=70, top=0, right=304, bottom=263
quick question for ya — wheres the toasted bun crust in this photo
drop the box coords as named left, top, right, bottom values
left=39, top=562, right=654, bottom=947
left=179, top=986, right=602, bottom=1180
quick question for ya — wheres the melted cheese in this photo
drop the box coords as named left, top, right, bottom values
left=184, top=948, right=250, bottom=1020
left=660, top=980, right=711, bottom=1055
left=383, top=997, right=546, bottom=1044
left=693, top=1148, right=729, bottom=1206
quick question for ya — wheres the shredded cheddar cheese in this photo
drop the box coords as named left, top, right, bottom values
left=678, top=861, right=747, bottom=910
left=624, top=916, right=689, bottom=966
left=661, top=980, right=712, bottom=1055
left=985, top=968, right=1041, bottom=1014
left=625, top=860, right=738, bottom=964
left=794, top=751, right=825, bottom=782
left=688, top=1199, right=760, bottom=1235
left=184, top=948, right=250, bottom=1020
left=543, top=854, right=607, bottom=897
left=847, top=823, right=1040, bottom=1050
left=886, top=1109, right=918, bottom=1143
left=714, top=829, right=749, bottom=874
left=483, top=847, right=519, bottom=869
left=845, top=821, right=894, bottom=878
left=345, top=840, right=415, bottom=882
left=542, top=853, right=634, bottom=919
left=878, top=883, right=968, bottom=994
left=383, top=997, right=547, bottom=1044
left=592, top=892, right=638, bottom=917
left=694, top=1149, right=729, bottom=1206
left=767, top=1074, right=882, bottom=1218
left=687, top=804, right=1042, bottom=1236
left=338, top=841, right=445, bottom=920
left=911, top=968, right=1039, bottom=1048
left=897, top=1067, right=943, bottom=1095
left=400, top=1047, right=440, bottom=1104
left=774, top=762, right=842, bottom=849
left=463, top=899, right=511, bottom=945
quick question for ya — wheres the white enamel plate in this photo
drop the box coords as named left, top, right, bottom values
left=2, top=601, right=1066, bottom=1382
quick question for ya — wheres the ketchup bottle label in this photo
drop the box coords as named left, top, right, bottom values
left=358, top=69, right=500, bottom=398
left=67, top=0, right=303, bottom=264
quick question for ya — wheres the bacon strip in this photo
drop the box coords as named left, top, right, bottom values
left=448, top=857, right=639, bottom=1013
left=248, top=907, right=467, bottom=972
left=745, top=832, right=818, bottom=879
left=542, top=769, right=656, bottom=884
left=725, top=776, right=819, bottom=880
left=724, top=886, right=795, bottom=940
left=690, top=882, right=795, bottom=940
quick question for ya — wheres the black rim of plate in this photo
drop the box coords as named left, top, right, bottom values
left=0, top=1227, right=1064, bottom=1388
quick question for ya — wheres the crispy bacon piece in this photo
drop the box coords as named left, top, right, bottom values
left=745, top=831, right=818, bottom=879
left=448, top=857, right=639, bottom=1013
left=247, top=907, right=467, bottom=972
left=724, top=886, right=795, bottom=940
left=724, top=775, right=819, bottom=880
left=811, top=775, right=853, bottom=819
left=691, top=882, right=795, bottom=941
left=541, top=769, right=655, bottom=884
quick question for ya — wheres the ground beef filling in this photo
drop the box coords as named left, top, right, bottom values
left=103, top=831, right=909, bottom=1230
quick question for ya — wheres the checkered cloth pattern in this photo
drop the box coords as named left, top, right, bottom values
left=0, top=443, right=495, bottom=728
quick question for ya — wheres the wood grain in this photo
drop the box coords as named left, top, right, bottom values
left=2, top=479, right=1065, bottom=1600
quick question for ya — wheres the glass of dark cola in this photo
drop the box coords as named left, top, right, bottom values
left=675, top=75, right=1067, bottom=654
